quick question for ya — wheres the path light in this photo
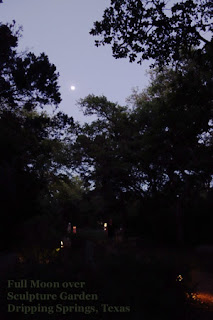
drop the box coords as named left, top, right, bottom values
left=176, top=274, right=183, bottom=282
left=186, top=292, right=198, bottom=301
left=61, top=241, right=64, bottom=248
left=104, top=222, right=107, bottom=231
left=73, top=226, right=77, bottom=234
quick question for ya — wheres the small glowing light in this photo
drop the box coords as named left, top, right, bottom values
left=104, top=222, right=107, bottom=231
left=56, top=248, right=60, bottom=252
left=186, top=292, right=199, bottom=301
left=73, top=226, right=77, bottom=234
left=176, top=274, right=183, bottom=282
left=61, top=241, right=64, bottom=248
left=70, top=85, right=76, bottom=91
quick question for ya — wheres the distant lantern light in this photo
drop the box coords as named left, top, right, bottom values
left=104, top=222, right=107, bottom=231
left=61, top=240, right=64, bottom=248
left=73, top=226, right=77, bottom=234
left=176, top=274, right=183, bottom=282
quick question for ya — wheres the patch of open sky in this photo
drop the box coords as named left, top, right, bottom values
left=0, top=0, right=150, bottom=124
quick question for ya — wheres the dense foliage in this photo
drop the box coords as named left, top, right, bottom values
left=90, top=0, right=213, bottom=67
left=0, top=10, right=212, bottom=249
left=0, top=22, right=74, bottom=249
left=72, top=58, right=213, bottom=243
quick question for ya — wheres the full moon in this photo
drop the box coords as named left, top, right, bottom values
left=70, top=85, right=76, bottom=91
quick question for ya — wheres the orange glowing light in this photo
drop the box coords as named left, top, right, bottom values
left=197, top=292, right=213, bottom=304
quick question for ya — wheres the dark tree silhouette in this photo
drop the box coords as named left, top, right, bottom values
left=0, top=22, right=74, bottom=249
left=90, top=0, right=213, bottom=67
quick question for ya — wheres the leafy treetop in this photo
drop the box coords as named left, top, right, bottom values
left=0, top=21, right=61, bottom=111
left=90, top=0, right=213, bottom=67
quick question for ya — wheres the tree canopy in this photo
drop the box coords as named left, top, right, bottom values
left=71, top=57, right=213, bottom=242
left=0, top=22, right=75, bottom=249
left=1, top=16, right=213, bottom=247
left=0, top=22, right=61, bottom=111
left=90, top=0, right=213, bottom=66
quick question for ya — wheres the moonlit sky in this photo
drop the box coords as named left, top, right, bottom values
left=0, top=0, right=150, bottom=123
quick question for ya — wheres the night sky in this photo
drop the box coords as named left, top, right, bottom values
left=0, top=0, right=150, bottom=123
